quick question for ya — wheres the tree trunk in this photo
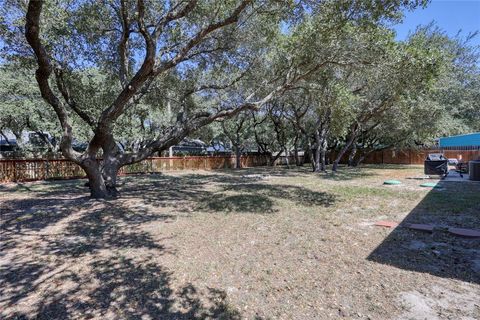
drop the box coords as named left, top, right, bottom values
left=35, top=131, right=54, bottom=152
left=293, top=137, right=301, bottom=166
left=263, top=151, right=272, bottom=166
left=284, top=147, right=290, bottom=168
left=82, top=157, right=120, bottom=199
left=13, top=131, right=25, bottom=150
left=333, top=131, right=357, bottom=172
left=348, top=140, right=357, bottom=167
left=355, top=154, right=366, bottom=167
left=294, top=148, right=300, bottom=166
left=234, top=145, right=242, bottom=169
left=268, top=151, right=282, bottom=166
left=320, top=140, right=327, bottom=171
left=319, top=127, right=328, bottom=171
left=82, top=160, right=109, bottom=199
left=313, top=129, right=321, bottom=172
left=102, top=161, right=120, bottom=197
left=304, top=135, right=315, bottom=172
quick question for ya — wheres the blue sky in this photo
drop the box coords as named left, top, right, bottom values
left=394, top=0, right=480, bottom=44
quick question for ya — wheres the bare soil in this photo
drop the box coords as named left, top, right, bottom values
left=1, top=165, right=479, bottom=319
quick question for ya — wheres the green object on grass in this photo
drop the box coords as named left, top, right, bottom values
left=383, top=180, right=402, bottom=185
left=420, top=182, right=442, bottom=188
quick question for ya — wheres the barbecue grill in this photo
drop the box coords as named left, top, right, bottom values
left=424, top=153, right=448, bottom=176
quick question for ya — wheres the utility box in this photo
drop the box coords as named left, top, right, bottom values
left=469, top=160, right=480, bottom=181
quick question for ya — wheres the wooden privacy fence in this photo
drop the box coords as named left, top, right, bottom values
left=117, top=155, right=271, bottom=174
left=333, top=148, right=480, bottom=165
left=1, top=149, right=479, bottom=183
left=0, top=156, right=270, bottom=183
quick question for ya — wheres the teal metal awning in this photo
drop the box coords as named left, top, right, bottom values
left=438, top=132, right=480, bottom=147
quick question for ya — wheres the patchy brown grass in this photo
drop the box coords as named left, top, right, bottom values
left=1, top=165, right=479, bottom=319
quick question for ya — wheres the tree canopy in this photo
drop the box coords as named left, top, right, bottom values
left=0, top=0, right=478, bottom=198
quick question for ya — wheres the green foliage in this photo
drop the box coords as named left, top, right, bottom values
left=0, top=64, right=59, bottom=139
left=1, top=0, right=475, bottom=162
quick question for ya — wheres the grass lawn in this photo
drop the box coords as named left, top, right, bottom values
left=1, top=165, right=479, bottom=319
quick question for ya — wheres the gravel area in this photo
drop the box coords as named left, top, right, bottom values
left=1, top=165, right=479, bottom=319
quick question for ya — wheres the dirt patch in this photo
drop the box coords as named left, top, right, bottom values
left=397, top=283, right=480, bottom=320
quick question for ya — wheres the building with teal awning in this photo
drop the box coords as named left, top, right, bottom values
left=438, top=132, right=480, bottom=148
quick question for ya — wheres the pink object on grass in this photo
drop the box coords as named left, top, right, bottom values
left=374, top=221, right=399, bottom=228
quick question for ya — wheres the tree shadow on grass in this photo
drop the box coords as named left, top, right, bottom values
left=316, top=166, right=379, bottom=181
left=0, top=196, right=91, bottom=252
left=2, top=256, right=242, bottom=320
left=43, top=205, right=174, bottom=258
left=0, top=180, right=250, bottom=319
left=0, top=261, right=47, bottom=307
left=1, top=179, right=88, bottom=197
left=367, top=181, right=480, bottom=284
left=200, top=194, right=276, bottom=213
left=207, top=183, right=336, bottom=212
left=214, top=165, right=312, bottom=178
left=119, top=173, right=217, bottom=208
left=119, top=171, right=337, bottom=214
left=0, top=168, right=335, bottom=318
